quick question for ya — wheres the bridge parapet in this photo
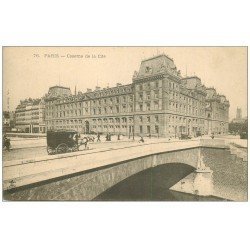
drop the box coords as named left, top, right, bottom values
left=199, top=138, right=227, bottom=148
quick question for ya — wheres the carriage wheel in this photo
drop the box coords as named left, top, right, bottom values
left=72, top=144, right=79, bottom=152
left=47, top=147, right=54, bottom=155
left=56, top=143, right=68, bottom=154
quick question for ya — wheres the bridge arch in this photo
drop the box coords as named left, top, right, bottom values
left=94, top=162, right=196, bottom=201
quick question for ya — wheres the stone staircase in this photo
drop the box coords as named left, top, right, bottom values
left=229, top=143, right=247, bottom=162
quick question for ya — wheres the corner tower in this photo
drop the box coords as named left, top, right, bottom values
left=132, top=54, right=182, bottom=137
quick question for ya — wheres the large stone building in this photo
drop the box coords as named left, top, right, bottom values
left=15, top=98, right=45, bottom=133
left=44, top=54, right=230, bottom=137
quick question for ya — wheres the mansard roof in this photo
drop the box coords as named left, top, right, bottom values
left=135, top=54, right=180, bottom=80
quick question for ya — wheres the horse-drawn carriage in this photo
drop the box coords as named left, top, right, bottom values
left=179, top=133, right=192, bottom=140
left=47, top=130, right=82, bottom=155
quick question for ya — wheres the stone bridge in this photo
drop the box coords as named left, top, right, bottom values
left=3, top=139, right=230, bottom=201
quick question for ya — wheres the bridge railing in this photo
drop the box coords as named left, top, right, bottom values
left=199, top=138, right=227, bottom=148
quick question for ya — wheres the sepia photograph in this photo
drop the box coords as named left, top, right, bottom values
left=2, top=46, right=248, bottom=201
left=1, top=1, right=250, bottom=250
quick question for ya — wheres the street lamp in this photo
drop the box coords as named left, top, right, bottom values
left=132, top=125, right=134, bottom=140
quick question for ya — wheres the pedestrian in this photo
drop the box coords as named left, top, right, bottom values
left=148, top=133, right=151, bottom=139
left=106, top=134, right=109, bottom=141
left=5, top=137, right=11, bottom=151
left=97, top=133, right=101, bottom=142
left=82, top=137, right=89, bottom=150
left=138, top=136, right=144, bottom=143
left=117, top=133, right=120, bottom=140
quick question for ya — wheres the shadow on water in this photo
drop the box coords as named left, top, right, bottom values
left=94, top=163, right=226, bottom=201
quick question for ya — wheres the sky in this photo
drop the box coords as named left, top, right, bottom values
left=3, top=47, right=247, bottom=120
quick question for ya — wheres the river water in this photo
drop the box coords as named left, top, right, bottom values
left=94, top=163, right=226, bottom=201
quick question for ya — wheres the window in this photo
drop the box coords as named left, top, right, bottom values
left=122, top=104, right=126, bottom=112
left=129, top=104, right=133, bottom=112
left=139, top=116, right=143, bottom=122
left=155, top=115, right=159, bottom=122
left=147, top=116, right=150, bottom=122
left=146, top=92, right=150, bottom=100
left=155, top=125, right=159, bottom=134
left=154, top=91, right=159, bottom=98
left=155, top=81, right=159, bottom=88
left=139, top=104, right=143, bottom=111
left=146, top=103, right=150, bottom=111
left=147, top=125, right=151, bottom=134
left=140, top=125, right=143, bottom=134
left=154, top=101, right=159, bottom=110
left=139, top=93, right=143, bottom=101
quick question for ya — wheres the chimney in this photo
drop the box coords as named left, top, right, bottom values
left=116, top=83, right=122, bottom=87
left=86, top=88, right=92, bottom=93
left=96, top=86, right=101, bottom=91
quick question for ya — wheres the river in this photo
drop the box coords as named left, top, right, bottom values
left=94, top=163, right=226, bottom=201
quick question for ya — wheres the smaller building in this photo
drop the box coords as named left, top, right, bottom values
left=231, top=107, right=247, bottom=124
left=2, top=111, right=16, bottom=132
left=15, top=98, right=45, bottom=133
left=229, top=107, right=247, bottom=135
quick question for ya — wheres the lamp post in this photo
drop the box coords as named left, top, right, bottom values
left=132, top=125, right=134, bottom=140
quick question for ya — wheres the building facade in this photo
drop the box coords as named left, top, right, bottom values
left=15, top=98, right=45, bottom=133
left=205, top=88, right=230, bottom=134
left=44, top=54, right=230, bottom=137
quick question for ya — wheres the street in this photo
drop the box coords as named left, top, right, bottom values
left=3, top=134, right=246, bottom=163
left=3, top=136, right=169, bottom=162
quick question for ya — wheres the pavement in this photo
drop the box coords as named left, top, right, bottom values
left=4, top=135, right=184, bottom=151
left=3, top=134, right=246, bottom=162
left=3, top=136, right=196, bottom=162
